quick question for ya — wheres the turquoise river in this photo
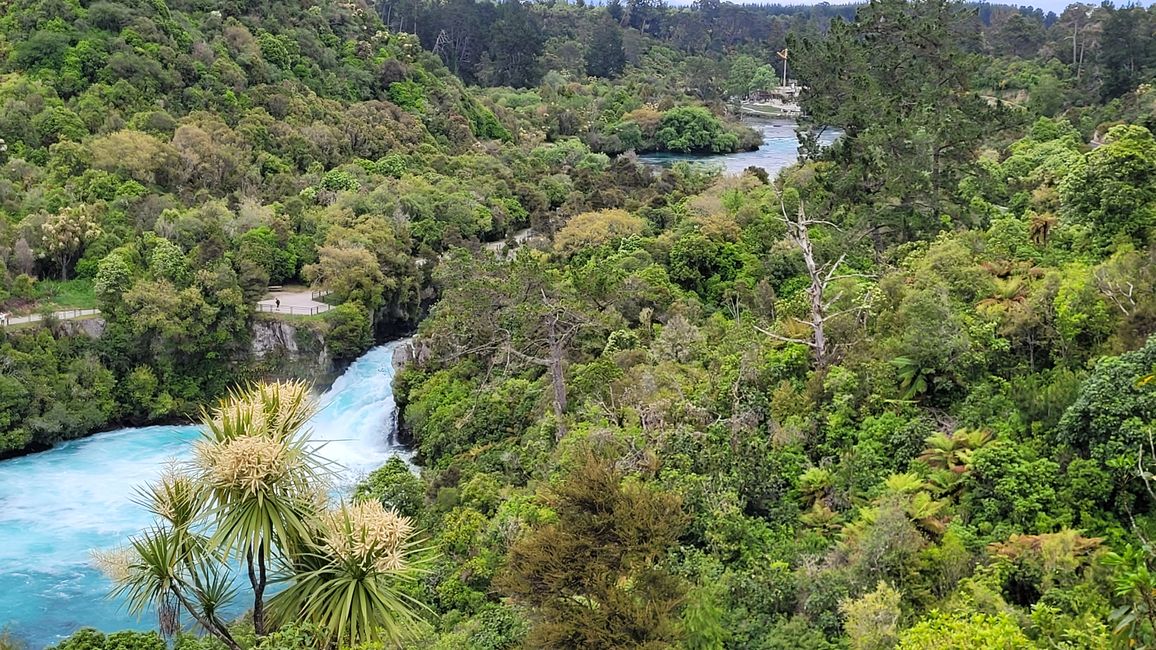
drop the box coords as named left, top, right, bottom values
left=0, top=340, right=411, bottom=648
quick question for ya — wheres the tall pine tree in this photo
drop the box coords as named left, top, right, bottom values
left=791, top=0, right=1017, bottom=238
left=585, top=18, right=626, bottom=79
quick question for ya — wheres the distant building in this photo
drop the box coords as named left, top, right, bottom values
left=748, top=82, right=802, bottom=104
left=771, top=82, right=802, bottom=101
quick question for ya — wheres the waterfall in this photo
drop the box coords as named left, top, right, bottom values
left=0, top=341, right=410, bottom=648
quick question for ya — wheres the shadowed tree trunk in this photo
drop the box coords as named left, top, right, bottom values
left=248, top=544, right=268, bottom=635
left=507, top=306, right=582, bottom=441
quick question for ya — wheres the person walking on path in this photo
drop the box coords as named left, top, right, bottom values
left=275, top=298, right=281, bottom=310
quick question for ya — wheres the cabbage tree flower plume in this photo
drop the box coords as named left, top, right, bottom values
left=320, top=501, right=414, bottom=574
left=269, top=499, right=430, bottom=647
left=90, top=378, right=430, bottom=648
left=91, top=547, right=136, bottom=583
left=133, top=461, right=204, bottom=527
left=198, top=434, right=295, bottom=496
left=194, top=380, right=328, bottom=502
left=191, top=380, right=327, bottom=638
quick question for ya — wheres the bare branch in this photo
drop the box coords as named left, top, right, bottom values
left=818, top=305, right=870, bottom=323
left=820, top=253, right=849, bottom=283
left=503, top=343, right=551, bottom=367
left=436, top=338, right=506, bottom=363
left=822, top=291, right=845, bottom=311
left=752, top=324, right=815, bottom=348
left=1141, top=428, right=1156, bottom=504
left=799, top=218, right=844, bottom=231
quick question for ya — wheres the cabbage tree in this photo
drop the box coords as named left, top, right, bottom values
left=97, top=381, right=429, bottom=645
left=193, top=381, right=328, bottom=636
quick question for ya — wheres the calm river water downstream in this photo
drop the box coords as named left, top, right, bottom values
left=638, top=118, right=838, bottom=175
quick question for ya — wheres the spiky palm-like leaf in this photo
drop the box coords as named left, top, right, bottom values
left=977, top=276, right=1032, bottom=323
left=800, top=501, right=840, bottom=533
left=270, top=501, right=431, bottom=647
left=97, top=465, right=230, bottom=641
left=919, top=432, right=963, bottom=472
left=95, top=525, right=236, bottom=640
left=195, top=381, right=329, bottom=560
left=98, top=382, right=438, bottom=646
left=192, top=380, right=330, bottom=636
left=927, top=468, right=965, bottom=497
left=799, top=467, right=834, bottom=506
left=188, top=561, right=238, bottom=625
left=273, top=564, right=428, bottom=647
left=906, top=491, right=948, bottom=535
left=838, top=506, right=878, bottom=547
left=918, top=429, right=993, bottom=474
left=959, top=428, right=994, bottom=451
left=132, top=463, right=208, bottom=540
left=883, top=472, right=926, bottom=495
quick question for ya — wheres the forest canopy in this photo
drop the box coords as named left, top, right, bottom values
left=3, top=0, right=1156, bottom=647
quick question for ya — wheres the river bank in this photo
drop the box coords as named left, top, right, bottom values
left=0, top=313, right=373, bottom=461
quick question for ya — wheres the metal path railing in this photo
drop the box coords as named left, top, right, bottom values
left=256, top=304, right=332, bottom=316
left=52, top=308, right=100, bottom=319
left=1, top=308, right=101, bottom=326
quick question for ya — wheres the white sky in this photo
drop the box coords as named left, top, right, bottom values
left=660, top=0, right=1147, bottom=16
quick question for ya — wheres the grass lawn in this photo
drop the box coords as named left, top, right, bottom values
left=38, top=279, right=97, bottom=309
left=741, top=105, right=797, bottom=117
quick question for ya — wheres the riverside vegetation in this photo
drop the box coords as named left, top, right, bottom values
left=3, top=0, right=1156, bottom=647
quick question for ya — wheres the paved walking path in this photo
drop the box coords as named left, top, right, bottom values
left=0, top=308, right=100, bottom=327
left=0, top=288, right=332, bottom=327
left=482, top=227, right=536, bottom=260
left=256, top=288, right=332, bottom=316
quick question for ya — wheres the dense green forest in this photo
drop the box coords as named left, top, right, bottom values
left=3, top=0, right=1156, bottom=646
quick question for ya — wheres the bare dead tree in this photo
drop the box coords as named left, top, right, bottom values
left=1097, top=273, right=1137, bottom=316
left=753, top=190, right=872, bottom=369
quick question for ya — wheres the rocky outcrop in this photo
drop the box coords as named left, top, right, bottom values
left=252, top=320, right=323, bottom=363
left=59, top=317, right=106, bottom=338
left=251, top=318, right=334, bottom=384
left=391, top=339, right=414, bottom=371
